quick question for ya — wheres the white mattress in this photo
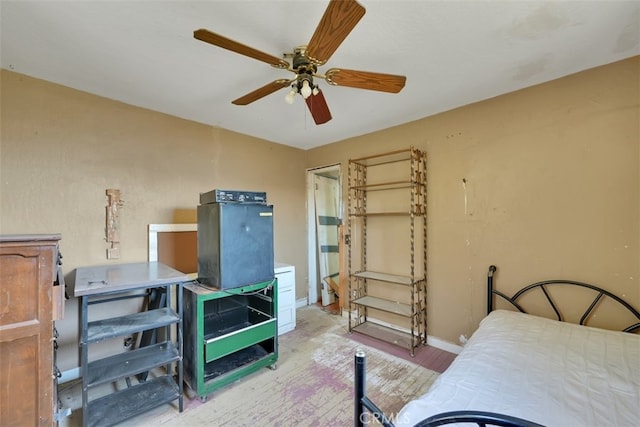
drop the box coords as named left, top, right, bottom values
left=396, top=310, right=640, bottom=427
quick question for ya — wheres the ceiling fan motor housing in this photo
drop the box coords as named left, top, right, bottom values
left=292, top=49, right=318, bottom=91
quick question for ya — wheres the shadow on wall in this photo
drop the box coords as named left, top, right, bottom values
left=173, top=209, right=196, bottom=223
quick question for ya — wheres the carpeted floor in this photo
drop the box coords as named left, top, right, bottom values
left=59, top=305, right=439, bottom=426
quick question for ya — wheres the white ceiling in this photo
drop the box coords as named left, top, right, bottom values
left=1, top=1, right=638, bottom=150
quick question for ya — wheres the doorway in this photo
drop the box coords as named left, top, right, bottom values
left=307, top=164, right=342, bottom=311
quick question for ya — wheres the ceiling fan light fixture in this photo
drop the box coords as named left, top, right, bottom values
left=300, top=79, right=313, bottom=99
left=284, top=87, right=297, bottom=104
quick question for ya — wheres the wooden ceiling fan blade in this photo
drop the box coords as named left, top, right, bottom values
left=305, top=89, right=332, bottom=125
left=306, top=0, right=365, bottom=65
left=324, top=68, right=406, bottom=93
left=232, top=79, right=292, bottom=105
left=194, top=29, right=289, bottom=68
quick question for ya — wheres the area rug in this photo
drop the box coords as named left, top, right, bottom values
left=129, top=306, right=439, bottom=427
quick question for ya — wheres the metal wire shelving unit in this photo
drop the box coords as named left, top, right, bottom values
left=347, top=146, right=427, bottom=356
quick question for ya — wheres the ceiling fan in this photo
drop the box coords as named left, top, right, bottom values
left=194, top=0, right=406, bottom=125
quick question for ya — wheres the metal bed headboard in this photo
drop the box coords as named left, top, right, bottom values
left=487, top=265, right=640, bottom=333
left=354, top=266, right=640, bottom=427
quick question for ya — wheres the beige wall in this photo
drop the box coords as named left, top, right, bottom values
left=307, top=56, right=639, bottom=345
left=0, top=70, right=307, bottom=369
left=2, top=56, right=638, bottom=370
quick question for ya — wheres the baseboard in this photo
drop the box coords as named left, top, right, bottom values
left=295, top=297, right=308, bottom=308
left=426, top=335, right=463, bottom=354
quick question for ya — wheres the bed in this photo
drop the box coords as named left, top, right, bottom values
left=355, top=265, right=640, bottom=427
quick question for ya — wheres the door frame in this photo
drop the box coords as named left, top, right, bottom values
left=306, top=163, right=342, bottom=305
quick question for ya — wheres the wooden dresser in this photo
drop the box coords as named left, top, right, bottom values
left=0, top=234, right=62, bottom=426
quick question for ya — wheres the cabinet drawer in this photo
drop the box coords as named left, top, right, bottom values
left=205, top=319, right=276, bottom=362
left=275, top=275, right=294, bottom=291
left=278, top=305, right=294, bottom=326
left=279, top=287, right=294, bottom=304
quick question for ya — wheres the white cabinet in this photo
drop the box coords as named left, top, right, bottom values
left=275, top=263, right=296, bottom=335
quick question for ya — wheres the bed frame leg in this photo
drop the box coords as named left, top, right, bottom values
left=355, top=350, right=396, bottom=427
left=355, top=349, right=366, bottom=427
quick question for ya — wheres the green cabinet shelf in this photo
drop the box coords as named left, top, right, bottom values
left=183, top=280, right=278, bottom=401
